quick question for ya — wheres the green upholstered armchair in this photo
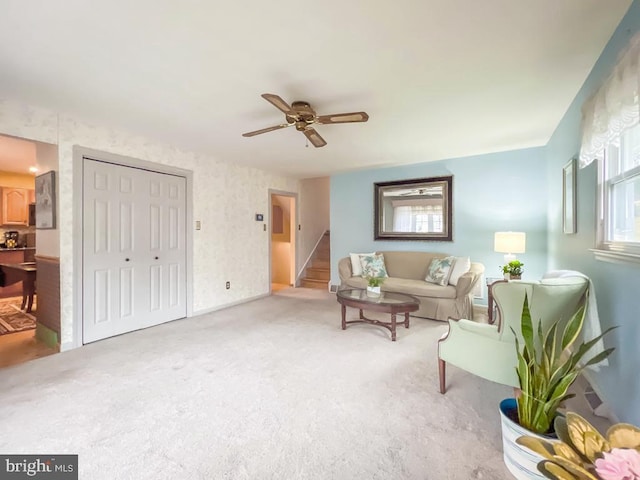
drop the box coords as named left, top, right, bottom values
left=437, top=276, right=589, bottom=393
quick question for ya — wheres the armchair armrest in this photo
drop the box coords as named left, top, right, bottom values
left=452, top=318, right=499, bottom=339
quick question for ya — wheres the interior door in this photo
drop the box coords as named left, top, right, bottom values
left=82, top=159, right=187, bottom=343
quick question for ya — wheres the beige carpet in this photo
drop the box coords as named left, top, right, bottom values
left=0, top=288, right=524, bottom=478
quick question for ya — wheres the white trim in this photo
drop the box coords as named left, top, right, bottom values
left=590, top=248, right=640, bottom=266
left=192, top=293, right=270, bottom=316
left=72, top=146, right=194, bottom=350
left=296, top=230, right=327, bottom=284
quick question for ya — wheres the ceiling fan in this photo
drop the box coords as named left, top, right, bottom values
left=242, top=93, right=369, bottom=148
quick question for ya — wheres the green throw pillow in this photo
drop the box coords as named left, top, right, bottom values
left=359, top=253, right=389, bottom=279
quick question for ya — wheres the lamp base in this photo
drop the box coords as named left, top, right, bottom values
left=503, top=254, right=516, bottom=264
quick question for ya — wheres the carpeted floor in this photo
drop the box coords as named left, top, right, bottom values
left=0, top=297, right=36, bottom=335
left=0, top=289, right=523, bottom=478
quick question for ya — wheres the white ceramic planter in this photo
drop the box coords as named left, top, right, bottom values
left=366, top=286, right=381, bottom=296
left=499, top=399, right=551, bottom=480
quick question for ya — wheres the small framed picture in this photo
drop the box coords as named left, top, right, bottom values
left=562, top=158, right=576, bottom=234
left=35, top=170, right=56, bottom=229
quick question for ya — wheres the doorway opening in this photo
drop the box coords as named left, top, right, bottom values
left=270, top=191, right=297, bottom=293
left=0, top=133, right=59, bottom=368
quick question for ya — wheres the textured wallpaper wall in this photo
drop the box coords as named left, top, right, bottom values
left=0, top=98, right=299, bottom=346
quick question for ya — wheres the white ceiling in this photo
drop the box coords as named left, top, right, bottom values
left=0, top=0, right=632, bottom=178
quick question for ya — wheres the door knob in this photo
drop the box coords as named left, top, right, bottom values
left=125, top=258, right=130, bottom=262
left=154, top=256, right=159, bottom=260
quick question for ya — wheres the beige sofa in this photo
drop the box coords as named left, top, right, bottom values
left=338, top=251, right=485, bottom=321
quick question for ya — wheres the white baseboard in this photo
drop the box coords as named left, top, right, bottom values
left=192, top=293, right=270, bottom=317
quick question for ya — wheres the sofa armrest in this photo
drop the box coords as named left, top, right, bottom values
left=454, top=272, right=476, bottom=298
left=454, top=262, right=485, bottom=298
left=338, top=257, right=353, bottom=283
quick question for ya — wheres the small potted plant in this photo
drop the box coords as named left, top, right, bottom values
left=499, top=294, right=615, bottom=479
left=518, top=412, right=640, bottom=479
left=366, top=276, right=384, bottom=296
left=501, top=260, right=524, bottom=280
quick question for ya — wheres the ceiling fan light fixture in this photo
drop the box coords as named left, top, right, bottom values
left=242, top=93, right=368, bottom=147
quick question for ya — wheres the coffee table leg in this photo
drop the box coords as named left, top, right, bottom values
left=359, top=309, right=364, bottom=319
left=404, top=312, right=410, bottom=328
left=391, top=314, right=397, bottom=341
left=341, top=305, right=346, bottom=330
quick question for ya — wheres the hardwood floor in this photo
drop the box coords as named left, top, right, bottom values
left=0, top=329, right=57, bottom=369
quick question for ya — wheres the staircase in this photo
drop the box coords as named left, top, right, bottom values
left=300, top=231, right=330, bottom=290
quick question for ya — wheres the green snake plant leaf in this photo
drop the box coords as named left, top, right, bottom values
left=581, top=348, right=616, bottom=369
left=561, top=305, right=585, bottom=351
left=543, top=321, right=559, bottom=374
left=566, top=327, right=618, bottom=372
left=521, top=293, right=535, bottom=356
left=607, top=423, right=640, bottom=449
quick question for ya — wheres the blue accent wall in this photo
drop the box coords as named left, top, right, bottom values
left=331, top=0, right=640, bottom=425
left=545, top=1, right=640, bottom=425
left=330, top=147, right=549, bottom=299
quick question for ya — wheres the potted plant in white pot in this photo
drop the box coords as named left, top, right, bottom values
left=500, top=294, right=615, bottom=479
left=366, top=276, right=384, bottom=296
left=501, top=260, right=524, bottom=280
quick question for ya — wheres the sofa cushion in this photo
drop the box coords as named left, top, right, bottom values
left=425, top=256, right=456, bottom=286
left=342, top=277, right=457, bottom=299
left=383, top=278, right=457, bottom=298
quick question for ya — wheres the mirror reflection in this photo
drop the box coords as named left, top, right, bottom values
left=374, top=176, right=452, bottom=241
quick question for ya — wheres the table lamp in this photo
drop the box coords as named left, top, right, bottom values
left=494, top=231, right=526, bottom=263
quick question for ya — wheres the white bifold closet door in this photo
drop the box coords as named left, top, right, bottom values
left=83, top=159, right=187, bottom=343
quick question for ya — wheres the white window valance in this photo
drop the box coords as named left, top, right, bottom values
left=579, top=32, right=640, bottom=168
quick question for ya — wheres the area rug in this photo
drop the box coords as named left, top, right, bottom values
left=0, top=297, right=36, bottom=335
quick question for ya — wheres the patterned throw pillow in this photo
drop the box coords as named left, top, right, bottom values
left=359, top=253, right=389, bottom=279
left=349, top=252, right=375, bottom=276
left=425, top=256, right=456, bottom=286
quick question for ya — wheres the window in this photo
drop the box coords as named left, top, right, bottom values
left=599, top=123, right=640, bottom=255
left=392, top=205, right=443, bottom=233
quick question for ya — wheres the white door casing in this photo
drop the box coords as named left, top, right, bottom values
left=82, top=159, right=187, bottom=343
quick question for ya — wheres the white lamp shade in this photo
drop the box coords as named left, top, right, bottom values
left=494, top=231, right=526, bottom=254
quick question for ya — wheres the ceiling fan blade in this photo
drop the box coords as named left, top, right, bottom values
left=303, top=128, right=327, bottom=148
left=242, top=123, right=291, bottom=137
left=261, top=93, right=296, bottom=115
left=316, top=112, right=369, bottom=124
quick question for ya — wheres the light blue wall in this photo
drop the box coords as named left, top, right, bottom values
left=330, top=147, right=549, bottom=300
left=546, top=1, right=640, bottom=425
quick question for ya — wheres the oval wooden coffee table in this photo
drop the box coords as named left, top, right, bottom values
left=336, top=289, right=420, bottom=341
